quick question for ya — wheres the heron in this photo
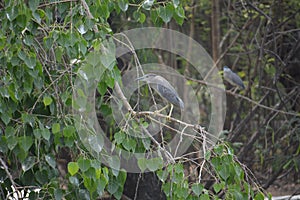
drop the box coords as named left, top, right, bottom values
left=223, top=66, right=245, bottom=89
left=136, top=73, right=184, bottom=118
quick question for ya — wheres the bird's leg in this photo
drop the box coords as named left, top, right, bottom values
left=229, top=87, right=237, bottom=93
left=154, top=104, right=169, bottom=114
left=166, top=104, right=174, bottom=121
left=233, top=87, right=238, bottom=93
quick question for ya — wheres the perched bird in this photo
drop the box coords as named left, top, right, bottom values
left=136, top=73, right=184, bottom=118
left=223, top=66, right=245, bottom=89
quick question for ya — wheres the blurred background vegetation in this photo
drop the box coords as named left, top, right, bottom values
left=0, top=0, right=299, bottom=199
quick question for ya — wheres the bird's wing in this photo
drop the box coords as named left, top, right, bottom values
left=224, top=71, right=245, bottom=89
left=157, top=84, right=184, bottom=108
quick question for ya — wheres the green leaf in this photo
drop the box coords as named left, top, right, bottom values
left=0, top=86, right=9, bottom=98
left=83, top=176, right=96, bottom=193
left=174, top=6, right=185, bottom=25
left=0, top=36, right=5, bottom=51
left=142, top=0, right=154, bottom=10
left=43, top=96, right=53, bottom=106
left=43, top=36, right=54, bottom=49
left=24, top=54, right=36, bottom=69
left=214, top=144, right=224, bottom=156
left=174, top=163, right=184, bottom=174
left=1, top=112, right=11, bottom=125
left=139, top=12, right=146, bottom=23
left=200, top=193, right=210, bottom=200
left=54, top=46, right=64, bottom=62
left=104, top=75, right=114, bottom=89
left=232, top=187, right=244, bottom=200
left=107, top=177, right=119, bottom=195
left=41, top=128, right=50, bottom=141
left=254, top=192, right=265, bottom=200
left=23, top=35, right=34, bottom=46
left=97, top=81, right=107, bottom=95
left=205, top=151, right=211, bottom=160
left=156, top=169, right=169, bottom=182
left=91, top=159, right=102, bottom=169
left=108, top=155, right=120, bottom=173
left=76, top=88, right=86, bottom=98
left=219, top=164, right=230, bottom=181
left=7, top=138, right=18, bottom=150
left=86, top=51, right=101, bottom=67
left=68, top=162, right=79, bottom=176
left=213, top=182, right=225, bottom=193
left=85, top=167, right=97, bottom=180
left=29, top=0, right=39, bottom=12
left=176, top=186, right=189, bottom=198
left=21, top=113, right=35, bottom=127
left=172, top=0, right=180, bottom=8
left=19, top=136, right=33, bottom=152
left=45, top=155, right=56, bottom=169
left=111, top=66, right=122, bottom=83
left=133, top=11, right=146, bottom=23
left=5, top=126, right=16, bottom=137
left=54, top=189, right=63, bottom=200
left=23, top=74, right=33, bottom=94
left=114, top=131, right=125, bottom=144
left=122, top=137, right=136, bottom=152
left=32, top=11, right=42, bottom=24
left=158, top=4, right=174, bottom=23
left=95, top=168, right=101, bottom=179
left=96, top=174, right=108, bottom=196
left=35, top=169, right=48, bottom=185
left=172, top=170, right=184, bottom=184
left=0, top=136, right=8, bottom=153
left=52, top=123, right=60, bottom=134
left=33, top=129, right=41, bottom=139
left=8, top=84, right=18, bottom=102
left=191, top=183, right=204, bottom=196
left=16, top=148, right=27, bottom=161
left=21, top=156, right=36, bottom=172
left=150, top=9, right=159, bottom=24
left=88, top=134, right=104, bottom=153
left=118, top=170, right=126, bottom=184
left=63, top=125, right=75, bottom=137
left=11, top=55, right=21, bottom=66
left=16, top=14, right=28, bottom=29
left=6, top=7, right=18, bottom=21
left=100, top=39, right=116, bottom=70
left=99, top=4, right=110, bottom=20
left=78, top=157, right=91, bottom=172
left=78, top=189, right=90, bottom=200
left=69, top=176, right=79, bottom=186
left=34, top=128, right=50, bottom=141
left=100, top=104, right=112, bottom=116
left=147, top=157, right=163, bottom=171
left=137, top=158, right=147, bottom=172
left=142, top=138, right=151, bottom=150
left=162, top=182, right=171, bottom=197
left=118, top=0, right=128, bottom=12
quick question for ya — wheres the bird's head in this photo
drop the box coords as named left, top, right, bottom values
left=135, top=73, right=159, bottom=83
left=223, top=66, right=231, bottom=72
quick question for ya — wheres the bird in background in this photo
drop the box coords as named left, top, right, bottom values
left=136, top=73, right=184, bottom=118
left=223, top=66, right=245, bottom=90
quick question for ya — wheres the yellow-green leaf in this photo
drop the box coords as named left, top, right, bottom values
left=68, top=162, right=79, bottom=176
left=43, top=96, right=52, bottom=106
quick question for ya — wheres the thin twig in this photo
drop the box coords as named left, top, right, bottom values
left=198, top=127, right=206, bottom=183
left=0, top=157, right=17, bottom=189
left=187, top=77, right=299, bottom=117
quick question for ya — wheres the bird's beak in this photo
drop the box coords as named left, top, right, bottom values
left=135, top=75, right=146, bottom=81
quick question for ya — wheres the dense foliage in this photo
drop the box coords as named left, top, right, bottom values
left=0, top=0, right=299, bottom=200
